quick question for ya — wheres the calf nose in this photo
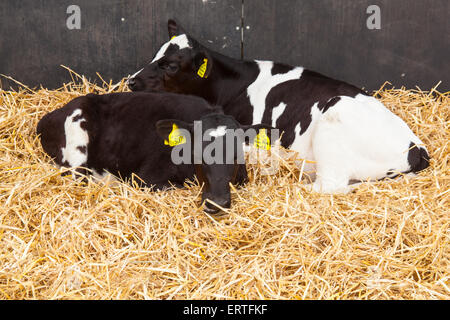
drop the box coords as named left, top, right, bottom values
left=215, top=198, right=231, bottom=209
left=204, top=198, right=231, bottom=214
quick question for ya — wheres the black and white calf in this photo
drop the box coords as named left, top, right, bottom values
left=129, top=19, right=430, bottom=194
left=37, top=92, right=265, bottom=214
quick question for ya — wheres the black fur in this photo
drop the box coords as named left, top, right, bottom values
left=407, top=142, right=430, bottom=173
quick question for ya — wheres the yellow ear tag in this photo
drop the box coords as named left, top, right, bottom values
left=254, top=129, right=271, bottom=150
left=197, top=58, right=208, bottom=78
left=170, top=36, right=177, bottom=40
left=164, top=124, right=187, bottom=147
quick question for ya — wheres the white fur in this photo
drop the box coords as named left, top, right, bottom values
left=209, top=126, right=227, bottom=137
left=290, top=95, right=425, bottom=193
left=290, top=107, right=317, bottom=174
left=61, top=109, right=89, bottom=167
left=151, top=34, right=192, bottom=63
left=247, top=60, right=303, bottom=125
left=271, top=102, right=287, bottom=127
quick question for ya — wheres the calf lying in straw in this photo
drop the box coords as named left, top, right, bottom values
left=37, top=92, right=273, bottom=214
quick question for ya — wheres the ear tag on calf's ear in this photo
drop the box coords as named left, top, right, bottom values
left=197, top=58, right=208, bottom=78
left=170, top=36, right=177, bottom=40
left=254, top=129, right=271, bottom=150
left=164, top=124, right=187, bottom=147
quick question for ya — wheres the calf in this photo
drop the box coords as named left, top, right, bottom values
left=37, top=92, right=267, bottom=214
left=129, top=19, right=430, bottom=194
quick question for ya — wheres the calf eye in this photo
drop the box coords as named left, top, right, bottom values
left=164, top=63, right=179, bottom=74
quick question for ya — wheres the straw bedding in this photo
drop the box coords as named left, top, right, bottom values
left=0, top=72, right=448, bottom=300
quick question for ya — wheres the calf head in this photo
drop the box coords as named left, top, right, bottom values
left=156, top=113, right=273, bottom=214
left=128, top=19, right=212, bottom=94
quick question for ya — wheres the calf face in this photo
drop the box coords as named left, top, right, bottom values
left=156, top=113, right=272, bottom=214
left=128, top=19, right=212, bottom=94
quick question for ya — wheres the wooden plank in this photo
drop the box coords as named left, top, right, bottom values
left=243, top=0, right=450, bottom=91
left=0, top=0, right=242, bottom=90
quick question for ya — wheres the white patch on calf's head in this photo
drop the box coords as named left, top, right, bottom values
left=208, top=126, right=227, bottom=138
left=61, top=109, right=89, bottom=167
left=151, top=34, right=192, bottom=63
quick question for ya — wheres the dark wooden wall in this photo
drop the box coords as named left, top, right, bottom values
left=244, top=0, right=450, bottom=91
left=0, top=0, right=242, bottom=89
left=1, top=0, right=449, bottom=91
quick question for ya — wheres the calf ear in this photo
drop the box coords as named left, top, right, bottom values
left=168, top=19, right=178, bottom=38
left=156, top=119, right=193, bottom=147
left=194, top=51, right=213, bottom=79
left=168, top=19, right=186, bottom=39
